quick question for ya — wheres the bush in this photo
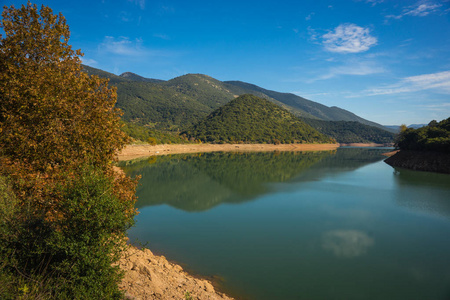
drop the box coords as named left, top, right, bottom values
left=0, top=166, right=135, bottom=299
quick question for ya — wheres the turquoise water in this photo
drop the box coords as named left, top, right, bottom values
left=121, top=148, right=450, bottom=300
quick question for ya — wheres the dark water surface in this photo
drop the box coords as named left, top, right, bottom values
left=120, top=148, right=450, bottom=300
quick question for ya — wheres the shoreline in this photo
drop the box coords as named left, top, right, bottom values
left=118, top=143, right=339, bottom=161
left=118, top=245, right=234, bottom=300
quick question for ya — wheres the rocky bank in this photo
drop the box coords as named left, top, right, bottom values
left=118, top=246, right=234, bottom=300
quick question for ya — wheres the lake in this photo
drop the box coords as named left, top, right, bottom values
left=120, top=148, right=450, bottom=300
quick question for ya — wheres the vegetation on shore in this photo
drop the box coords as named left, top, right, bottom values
left=395, top=118, right=450, bottom=153
left=0, top=3, right=137, bottom=298
left=385, top=118, right=450, bottom=174
left=181, top=94, right=335, bottom=144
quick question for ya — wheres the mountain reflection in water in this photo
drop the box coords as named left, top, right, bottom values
left=120, top=148, right=388, bottom=211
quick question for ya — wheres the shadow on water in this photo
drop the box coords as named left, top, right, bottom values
left=120, top=148, right=390, bottom=212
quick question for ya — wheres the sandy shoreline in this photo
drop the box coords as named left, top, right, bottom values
left=118, top=143, right=339, bottom=161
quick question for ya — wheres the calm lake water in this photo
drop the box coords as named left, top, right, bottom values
left=120, top=148, right=450, bottom=300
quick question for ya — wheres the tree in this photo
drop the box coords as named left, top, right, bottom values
left=0, top=2, right=138, bottom=298
left=0, top=2, right=128, bottom=172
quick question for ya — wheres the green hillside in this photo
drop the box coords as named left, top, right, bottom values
left=181, top=94, right=335, bottom=144
left=225, top=80, right=386, bottom=129
left=81, top=65, right=394, bottom=143
left=302, top=118, right=395, bottom=144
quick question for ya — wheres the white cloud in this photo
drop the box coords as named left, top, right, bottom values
left=386, top=2, right=443, bottom=20
left=322, top=23, right=377, bottom=53
left=364, top=70, right=450, bottom=95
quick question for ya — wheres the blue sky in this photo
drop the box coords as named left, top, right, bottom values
left=3, top=0, right=450, bottom=125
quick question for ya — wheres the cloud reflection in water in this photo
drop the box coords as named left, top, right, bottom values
left=322, top=230, right=374, bottom=258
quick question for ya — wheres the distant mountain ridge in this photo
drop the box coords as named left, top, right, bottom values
left=119, top=72, right=165, bottom=83
left=81, top=65, right=394, bottom=143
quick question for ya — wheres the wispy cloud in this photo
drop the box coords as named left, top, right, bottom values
left=305, top=12, right=315, bottom=21
left=153, top=33, right=170, bottom=40
left=355, top=0, right=384, bottom=6
left=364, top=70, right=450, bottom=95
left=322, top=23, right=377, bottom=54
left=99, top=36, right=147, bottom=56
left=128, top=0, right=145, bottom=10
left=366, top=0, right=384, bottom=6
left=386, top=1, right=444, bottom=20
left=97, top=36, right=179, bottom=61
left=415, top=103, right=450, bottom=111
left=80, top=58, right=98, bottom=66
left=312, top=60, right=385, bottom=81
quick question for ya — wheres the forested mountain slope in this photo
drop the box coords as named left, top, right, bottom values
left=181, top=94, right=334, bottom=144
left=81, top=65, right=394, bottom=143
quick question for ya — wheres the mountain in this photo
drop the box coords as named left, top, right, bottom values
left=81, top=65, right=394, bottom=143
left=224, top=81, right=386, bottom=130
left=384, top=124, right=428, bottom=133
left=181, top=94, right=334, bottom=144
left=408, top=123, right=427, bottom=129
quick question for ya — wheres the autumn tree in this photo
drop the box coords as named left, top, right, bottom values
left=0, top=2, right=138, bottom=298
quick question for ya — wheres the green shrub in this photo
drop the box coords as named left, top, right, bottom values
left=0, top=166, right=135, bottom=299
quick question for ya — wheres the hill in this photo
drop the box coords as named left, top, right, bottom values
left=181, top=94, right=334, bottom=144
left=302, top=118, right=396, bottom=144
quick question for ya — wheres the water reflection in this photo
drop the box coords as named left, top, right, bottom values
left=120, top=148, right=391, bottom=211
left=121, top=151, right=334, bottom=211
left=322, top=230, right=375, bottom=258
left=392, top=167, right=450, bottom=218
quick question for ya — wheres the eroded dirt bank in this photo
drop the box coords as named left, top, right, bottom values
left=384, top=150, right=450, bottom=174
left=119, top=246, right=234, bottom=300
left=118, top=143, right=339, bottom=161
